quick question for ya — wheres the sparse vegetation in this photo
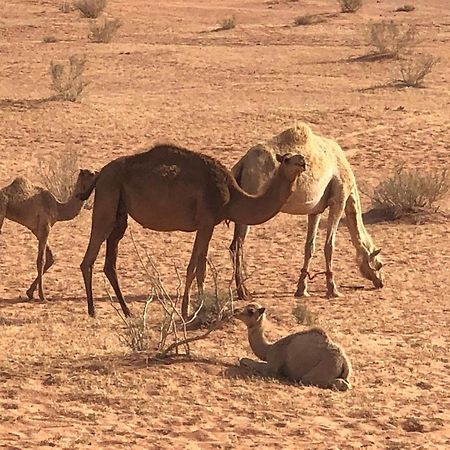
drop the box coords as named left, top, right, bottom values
left=74, top=0, right=106, bottom=18
left=50, top=55, right=88, bottom=102
left=38, top=148, right=79, bottom=202
left=294, top=14, right=326, bottom=26
left=371, top=167, right=449, bottom=218
left=59, top=1, right=73, bottom=13
left=43, top=36, right=58, bottom=43
left=368, top=20, right=418, bottom=57
left=88, top=17, right=122, bottom=43
left=395, top=4, right=415, bottom=12
left=218, top=16, right=236, bottom=30
left=339, top=0, right=363, bottom=13
left=397, top=54, right=438, bottom=87
left=292, top=301, right=318, bottom=326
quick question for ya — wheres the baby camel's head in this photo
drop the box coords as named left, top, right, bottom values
left=235, top=303, right=266, bottom=328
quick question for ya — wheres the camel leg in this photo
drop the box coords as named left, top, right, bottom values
left=0, top=193, right=6, bottom=233
left=182, top=232, right=202, bottom=320
left=229, top=223, right=250, bottom=300
left=324, top=199, right=346, bottom=298
left=239, top=358, right=276, bottom=378
left=103, top=212, right=131, bottom=317
left=27, top=245, right=54, bottom=299
left=301, top=358, right=340, bottom=389
left=194, top=225, right=214, bottom=299
left=35, top=227, right=50, bottom=302
left=295, top=213, right=321, bottom=297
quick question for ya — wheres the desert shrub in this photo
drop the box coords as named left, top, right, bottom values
left=395, top=4, right=415, bottom=12
left=59, top=1, right=73, bottom=13
left=74, top=0, right=106, bottom=18
left=397, top=54, right=438, bottom=87
left=38, top=149, right=79, bottom=202
left=339, top=0, right=363, bottom=13
left=218, top=16, right=236, bottom=30
left=43, top=35, right=58, bottom=43
left=371, top=167, right=449, bottom=217
left=294, top=14, right=326, bottom=26
left=50, top=55, right=87, bottom=102
left=88, top=17, right=122, bottom=43
left=368, top=20, right=418, bottom=56
left=292, top=301, right=318, bottom=326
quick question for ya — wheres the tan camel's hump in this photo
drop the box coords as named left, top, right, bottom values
left=2, top=177, right=43, bottom=201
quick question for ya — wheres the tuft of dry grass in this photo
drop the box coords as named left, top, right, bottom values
left=397, top=54, right=438, bottom=87
left=43, top=36, right=58, bottom=43
left=368, top=20, right=418, bottom=57
left=59, top=1, right=73, bottom=13
left=294, top=14, right=326, bottom=26
left=292, top=301, right=318, bottom=327
left=88, top=17, right=122, bottom=43
left=75, top=0, right=106, bottom=18
left=395, top=4, right=415, bottom=12
left=338, top=0, right=363, bottom=13
left=50, top=55, right=88, bottom=102
left=218, top=16, right=236, bottom=30
left=371, top=166, right=449, bottom=219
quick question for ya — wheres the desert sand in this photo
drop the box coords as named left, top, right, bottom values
left=0, top=0, right=449, bottom=448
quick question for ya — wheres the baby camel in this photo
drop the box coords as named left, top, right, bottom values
left=0, top=169, right=96, bottom=301
left=235, top=303, right=352, bottom=391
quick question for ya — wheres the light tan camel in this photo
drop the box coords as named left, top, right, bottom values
left=78, top=144, right=306, bottom=319
left=230, top=123, right=384, bottom=299
left=0, top=169, right=97, bottom=301
left=235, top=303, right=352, bottom=391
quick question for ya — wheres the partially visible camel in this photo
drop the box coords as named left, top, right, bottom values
left=78, top=144, right=306, bottom=319
left=230, top=123, right=384, bottom=299
left=0, top=169, right=97, bottom=301
left=235, top=303, right=352, bottom=391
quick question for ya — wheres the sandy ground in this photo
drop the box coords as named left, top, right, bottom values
left=1, top=0, right=449, bottom=448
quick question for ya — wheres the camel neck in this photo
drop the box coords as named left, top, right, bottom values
left=247, top=321, right=272, bottom=361
left=226, top=172, right=294, bottom=225
left=57, top=195, right=84, bottom=222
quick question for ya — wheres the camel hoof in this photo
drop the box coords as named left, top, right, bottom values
left=294, top=289, right=310, bottom=298
left=26, top=290, right=34, bottom=300
left=236, top=287, right=251, bottom=301
left=327, top=290, right=342, bottom=299
left=239, top=357, right=254, bottom=368
left=332, top=379, right=351, bottom=391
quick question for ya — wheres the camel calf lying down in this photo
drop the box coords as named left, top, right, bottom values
left=235, top=303, right=352, bottom=391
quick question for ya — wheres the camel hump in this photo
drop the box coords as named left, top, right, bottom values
left=4, top=176, right=38, bottom=200
left=269, top=122, right=312, bottom=149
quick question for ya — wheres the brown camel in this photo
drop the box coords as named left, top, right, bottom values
left=230, top=123, right=384, bottom=299
left=235, top=303, right=352, bottom=391
left=0, top=169, right=97, bottom=301
left=78, top=144, right=306, bottom=319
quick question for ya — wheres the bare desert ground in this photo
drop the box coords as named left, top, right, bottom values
left=1, top=0, right=449, bottom=448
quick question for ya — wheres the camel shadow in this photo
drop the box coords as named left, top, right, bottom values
left=0, top=96, right=58, bottom=111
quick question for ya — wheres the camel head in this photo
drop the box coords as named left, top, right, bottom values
left=73, top=169, right=97, bottom=199
left=275, top=153, right=306, bottom=182
left=235, top=302, right=266, bottom=328
left=357, top=248, right=384, bottom=289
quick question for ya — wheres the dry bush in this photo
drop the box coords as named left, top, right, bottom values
left=397, top=54, right=438, bottom=87
left=59, top=1, right=73, bottom=13
left=396, top=4, right=415, bottom=12
left=75, top=0, right=106, bottom=18
left=88, top=17, right=122, bottom=43
left=294, top=14, right=326, bottom=26
left=339, top=0, right=363, bottom=13
left=368, top=20, right=418, bottom=56
left=50, top=55, right=88, bottom=102
left=371, top=167, right=449, bottom=218
left=292, top=301, right=318, bottom=326
left=218, top=16, right=236, bottom=30
left=43, top=36, right=58, bottom=43
left=38, top=149, right=79, bottom=202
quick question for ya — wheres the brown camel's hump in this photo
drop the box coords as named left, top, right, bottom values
left=124, top=144, right=234, bottom=216
left=2, top=177, right=43, bottom=201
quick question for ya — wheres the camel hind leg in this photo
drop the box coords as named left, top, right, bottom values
left=229, top=223, right=250, bottom=300
left=34, top=225, right=50, bottom=302
left=27, top=245, right=54, bottom=299
left=301, top=357, right=343, bottom=390
left=103, top=210, right=130, bottom=317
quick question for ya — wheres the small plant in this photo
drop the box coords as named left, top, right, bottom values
left=339, top=0, right=363, bottom=13
left=43, top=36, right=58, bottom=43
left=38, top=148, right=79, bottom=202
left=59, top=1, right=73, bottom=13
left=395, top=4, right=415, bottom=12
left=88, top=17, right=122, bottom=43
left=218, top=16, right=236, bottom=30
left=292, top=301, right=318, bottom=326
left=294, top=14, right=326, bottom=26
left=50, top=55, right=87, bottom=102
left=74, top=0, right=106, bottom=18
left=368, top=20, right=418, bottom=56
left=397, top=54, right=438, bottom=87
left=371, top=166, right=449, bottom=218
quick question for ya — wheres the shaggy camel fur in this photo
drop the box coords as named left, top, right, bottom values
left=0, top=169, right=97, bottom=301
left=78, top=144, right=306, bottom=319
left=235, top=303, right=352, bottom=391
left=230, top=123, right=384, bottom=299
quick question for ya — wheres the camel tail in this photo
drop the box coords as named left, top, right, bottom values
left=77, top=177, right=98, bottom=201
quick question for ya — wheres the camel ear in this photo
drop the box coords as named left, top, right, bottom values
left=257, top=307, right=266, bottom=316
left=371, top=248, right=381, bottom=258
left=275, top=154, right=284, bottom=163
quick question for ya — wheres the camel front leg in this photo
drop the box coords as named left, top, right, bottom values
left=27, top=245, right=54, bottom=299
left=295, top=213, right=321, bottom=297
left=182, top=232, right=201, bottom=320
left=35, top=229, right=50, bottom=302
left=324, top=201, right=346, bottom=298
left=239, top=358, right=276, bottom=378
left=229, top=223, right=250, bottom=300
